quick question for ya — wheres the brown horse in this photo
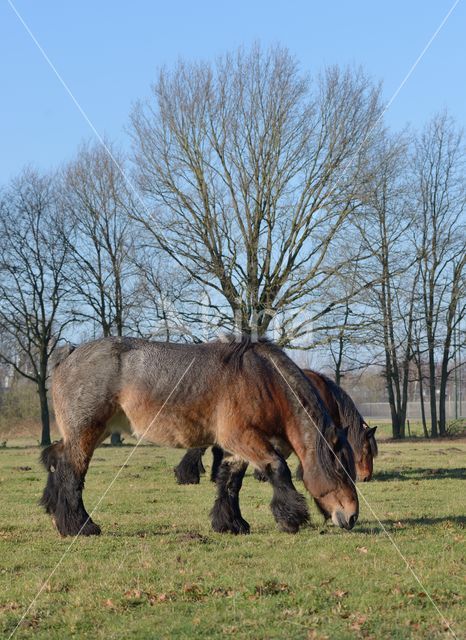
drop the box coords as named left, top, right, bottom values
left=175, top=369, right=377, bottom=485
left=41, top=336, right=358, bottom=536
left=302, top=370, right=377, bottom=482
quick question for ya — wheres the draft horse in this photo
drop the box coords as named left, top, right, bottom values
left=41, top=336, right=358, bottom=536
left=301, top=370, right=377, bottom=481
left=174, top=369, right=377, bottom=485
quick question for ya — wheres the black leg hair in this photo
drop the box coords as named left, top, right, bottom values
left=54, top=462, right=101, bottom=536
left=174, top=448, right=207, bottom=485
left=253, top=468, right=268, bottom=482
left=210, top=445, right=225, bottom=482
left=210, top=457, right=249, bottom=534
left=40, top=442, right=100, bottom=536
left=256, top=458, right=303, bottom=484
left=295, top=461, right=304, bottom=482
left=265, top=455, right=309, bottom=533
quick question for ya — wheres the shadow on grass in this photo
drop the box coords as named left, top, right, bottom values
left=373, top=467, right=466, bottom=482
left=355, top=514, right=466, bottom=534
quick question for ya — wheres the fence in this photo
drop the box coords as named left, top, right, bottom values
left=358, top=400, right=465, bottom=421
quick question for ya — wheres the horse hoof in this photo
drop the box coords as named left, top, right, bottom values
left=212, top=519, right=250, bottom=535
left=232, top=519, right=250, bottom=535
left=80, top=520, right=101, bottom=536
left=53, top=517, right=101, bottom=537
left=174, top=468, right=200, bottom=485
left=277, top=520, right=300, bottom=534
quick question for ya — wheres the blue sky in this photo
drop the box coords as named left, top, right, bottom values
left=1, top=0, right=464, bottom=182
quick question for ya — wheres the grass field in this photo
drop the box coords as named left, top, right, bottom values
left=1, top=437, right=465, bottom=640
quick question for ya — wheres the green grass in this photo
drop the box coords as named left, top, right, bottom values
left=0, top=439, right=465, bottom=640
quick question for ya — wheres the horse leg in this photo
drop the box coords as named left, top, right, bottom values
left=256, top=461, right=304, bottom=486
left=198, top=453, right=206, bottom=475
left=210, top=454, right=249, bottom=534
left=210, top=445, right=224, bottom=482
left=265, top=455, right=309, bottom=533
left=174, top=447, right=207, bottom=484
left=253, top=468, right=268, bottom=482
left=221, top=428, right=309, bottom=533
left=295, top=461, right=304, bottom=481
left=40, top=426, right=103, bottom=536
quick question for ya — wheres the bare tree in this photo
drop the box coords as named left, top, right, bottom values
left=130, top=44, right=383, bottom=340
left=130, top=246, right=211, bottom=341
left=62, top=141, right=137, bottom=338
left=62, top=142, right=139, bottom=444
left=413, top=113, right=466, bottom=436
left=354, top=132, right=417, bottom=438
left=311, top=236, right=376, bottom=383
left=0, top=169, right=72, bottom=445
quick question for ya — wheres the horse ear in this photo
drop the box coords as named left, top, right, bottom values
left=365, top=426, right=377, bottom=439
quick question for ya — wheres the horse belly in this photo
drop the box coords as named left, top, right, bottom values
left=117, top=389, right=213, bottom=448
left=136, top=413, right=210, bottom=448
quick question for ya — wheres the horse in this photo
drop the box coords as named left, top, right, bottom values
left=40, top=336, right=358, bottom=537
left=302, top=370, right=377, bottom=481
left=174, top=368, right=377, bottom=485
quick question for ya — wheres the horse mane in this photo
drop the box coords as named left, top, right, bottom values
left=306, top=370, right=378, bottom=458
left=253, top=340, right=349, bottom=482
left=218, top=335, right=356, bottom=480
left=219, top=333, right=272, bottom=370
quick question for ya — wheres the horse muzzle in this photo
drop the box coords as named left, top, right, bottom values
left=334, top=510, right=358, bottom=530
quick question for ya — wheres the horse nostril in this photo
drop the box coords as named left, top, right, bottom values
left=348, top=514, right=357, bottom=529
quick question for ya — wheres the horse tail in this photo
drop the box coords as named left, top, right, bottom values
left=39, top=441, right=65, bottom=515
left=50, top=344, right=75, bottom=370
left=40, top=440, right=64, bottom=472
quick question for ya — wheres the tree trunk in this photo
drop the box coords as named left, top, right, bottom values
left=416, top=360, right=429, bottom=438
left=38, top=381, right=51, bottom=446
left=438, top=340, right=451, bottom=435
left=428, top=356, right=438, bottom=437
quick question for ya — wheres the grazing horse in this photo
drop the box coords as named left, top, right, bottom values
left=40, top=336, right=358, bottom=537
left=302, top=370, right=377, bottom=482
left=175, top=369, right=377, bottom=485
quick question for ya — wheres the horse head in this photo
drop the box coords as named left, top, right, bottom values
left=302, top=424, right=359, bottom=530
left=353, top=425, right=378, bottom=482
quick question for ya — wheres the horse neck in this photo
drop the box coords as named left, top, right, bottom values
left=315, top=371, right=365, bottom=451
left=303, top=370, right=342, bottom=428
left=258, top=346, right=330, bottom=455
